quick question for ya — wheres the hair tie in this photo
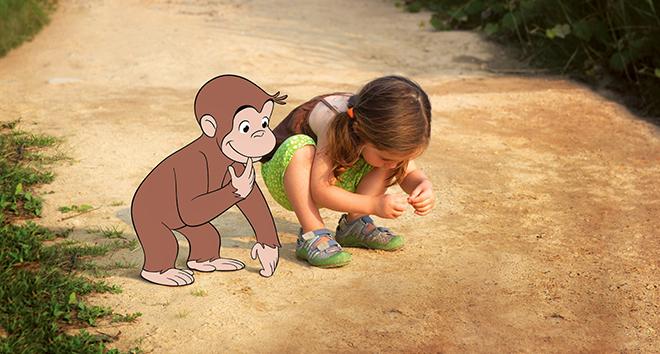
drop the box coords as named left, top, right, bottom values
left=347, top=107, right=355, bottom=119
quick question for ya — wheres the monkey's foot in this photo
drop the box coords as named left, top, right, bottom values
left=141, top=268, right=195, bottom=286
left=187, top=258, right=245, bottom=272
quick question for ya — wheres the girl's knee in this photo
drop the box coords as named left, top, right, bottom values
left=284, top=145, right=315, bottom=185
left=291, top=144, right=316, bottom=164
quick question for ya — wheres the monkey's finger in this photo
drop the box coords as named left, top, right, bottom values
left=259, top=258, right=277, bottom=277
left=249, top=161, right=256, bottom=180
left=244, top=157, right=254, bottom=178
left=259, top=265, right=274, bottom=277
left=250, top=243, right=262, bottom=260
left=228, top=166, right=237, bottom=180
left=245, top=163, right=254, bottom=181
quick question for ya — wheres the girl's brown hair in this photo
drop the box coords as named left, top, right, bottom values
left=325, top=75, right=432, bottom=186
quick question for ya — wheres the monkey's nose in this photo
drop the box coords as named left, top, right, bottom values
left=251, top=130, right=265, bottom=138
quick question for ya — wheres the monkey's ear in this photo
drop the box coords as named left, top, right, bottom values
left=200, top=114, right=217, bottom=138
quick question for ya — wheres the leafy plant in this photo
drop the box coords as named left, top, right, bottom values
left=400, top=0, right=660, bottom=119
left=112, top=312, right=143, bottom=323
left=68, top=293, right=113, bottom=327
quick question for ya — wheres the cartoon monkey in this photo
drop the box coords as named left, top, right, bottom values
left=131, top=75, right=286, bottom=286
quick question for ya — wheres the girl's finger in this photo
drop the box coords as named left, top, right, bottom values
left=408, top=185, right=423, bottom=200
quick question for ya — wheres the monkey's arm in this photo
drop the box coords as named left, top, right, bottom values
left=175, top=153, right=241, bottom=226
left=236, top=183, right=280, bottom=248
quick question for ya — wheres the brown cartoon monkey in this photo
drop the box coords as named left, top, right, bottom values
left=131, top=75, right=286, bottom=286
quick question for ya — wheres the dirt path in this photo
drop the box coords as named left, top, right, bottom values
left=1, top=0, right=659, bottom=352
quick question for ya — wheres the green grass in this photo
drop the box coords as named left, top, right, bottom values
left=174, top=309, right=190, bottom=319
left=0, top=120, right=59, bottom=220
left=86, top=225, right=128, bottom=240
left=190, top=289, right=208, bottom=297
left=59, top=205, right=94, bottom=214
left=0, top=122, right=141, bottom=353
left=0, top=0, right=57, bottom=57
left=112, top=312, right=142, bottom=324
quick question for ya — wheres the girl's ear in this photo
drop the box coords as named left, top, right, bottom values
left=200, top=114, right=217, bottom=138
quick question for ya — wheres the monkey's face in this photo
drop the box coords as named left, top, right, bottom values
left=221, top=101, right=276, bottom=163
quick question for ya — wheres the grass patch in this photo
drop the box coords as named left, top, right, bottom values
left=174, top=310, right=190, bottom=319
left=0, top=120, right=62, bottom=221
left=59, top=205, right=94, bottom=214
left=190, top=289, right=208, bottom=297
left=86, top=225, right=128, bottom=240
left=0, top=0, right=58, bottom=57
left=0, top=121, right=141, bottom=353
left=0, top=222, right=143, bottom=352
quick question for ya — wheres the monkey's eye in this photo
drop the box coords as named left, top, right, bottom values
left=261, top=117, right=269, bottom=128
left=239, top=121, right=250, bottom=134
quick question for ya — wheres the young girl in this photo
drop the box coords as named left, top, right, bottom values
left=261, top=76, right=435, bottom=268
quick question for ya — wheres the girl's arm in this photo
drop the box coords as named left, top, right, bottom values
left=398, top=160, right=426, bottom=194
left=309, top=131, right=405, bottom=219
left=398, top=160, right=435, bottom=216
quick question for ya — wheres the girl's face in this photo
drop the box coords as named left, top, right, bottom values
left=361, top=143, right=420, bottom=169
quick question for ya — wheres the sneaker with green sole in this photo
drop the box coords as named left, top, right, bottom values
left=335, top=214, right=404, bottom=251
left=295, top=228, right=351, bottom=268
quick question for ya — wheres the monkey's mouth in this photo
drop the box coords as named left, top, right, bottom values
left=227, top=141, right=263, bottom=161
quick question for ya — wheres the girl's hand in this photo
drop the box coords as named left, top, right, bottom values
left=407, top=180, right=435, bottom=216
left=375, top=194, right=407, bottom=219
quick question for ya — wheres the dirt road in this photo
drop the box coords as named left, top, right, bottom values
left=1, top=0, right=659, bottom=352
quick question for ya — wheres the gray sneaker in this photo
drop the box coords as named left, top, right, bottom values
left=335, top=214, right=404, bottom=251
left=295, top=228, right=351, bottom=268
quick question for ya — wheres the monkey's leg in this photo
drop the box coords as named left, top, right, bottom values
left=180, top=223, right=245, bottom=272
left=134, top=219, right=195, bottom=286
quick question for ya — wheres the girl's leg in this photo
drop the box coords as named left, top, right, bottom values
left=335, top=166, right=403, bottom=251
left=282, top=144, right=325, bottom=233
left=283, top=144, right=351, bottom=267
left=346, top=166, right=390, bottom=232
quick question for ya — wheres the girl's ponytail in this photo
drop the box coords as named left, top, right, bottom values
left=324, top=103, right=363, bottom=181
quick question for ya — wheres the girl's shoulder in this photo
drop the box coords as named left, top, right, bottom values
left=308, top=94, right=351, bottom=136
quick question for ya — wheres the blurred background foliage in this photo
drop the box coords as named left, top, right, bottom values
left=0, top=0, right=57, bottom=57
left=398, top=0, right=660, bottom=121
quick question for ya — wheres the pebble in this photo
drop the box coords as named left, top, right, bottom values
left=46, top=78, right=81, bottom=85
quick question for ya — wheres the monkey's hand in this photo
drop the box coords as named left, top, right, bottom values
left=228, top=158, right=255, bottom=198
left=250, top=243, right=279, bottom=277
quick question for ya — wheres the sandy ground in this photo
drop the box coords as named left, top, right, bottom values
left=1, top=0, right=660, bottom=352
